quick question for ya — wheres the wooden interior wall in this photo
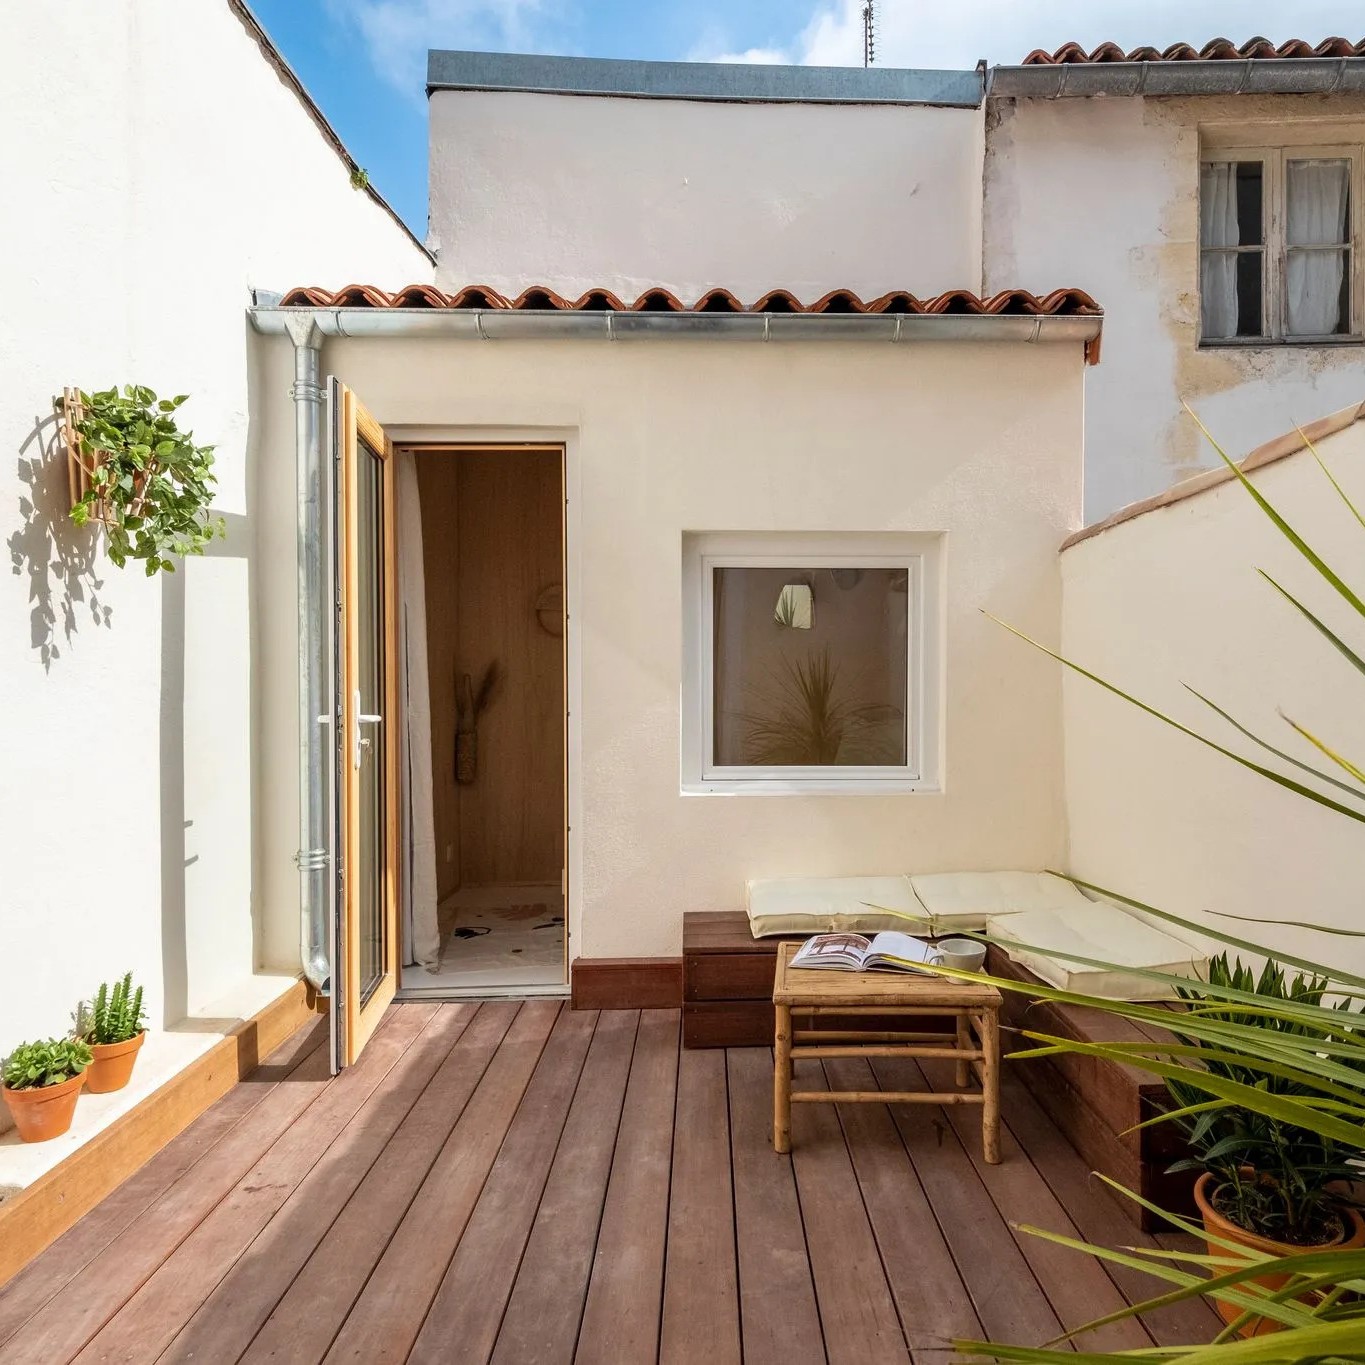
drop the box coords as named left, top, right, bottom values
left=417, top=449, right=564, bottom=895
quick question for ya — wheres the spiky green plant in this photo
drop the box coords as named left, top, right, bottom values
left=891, top=410, right=1365, bottom=1361
left=738, top=646, right=901, bottom=765
left=83, top=973, right=147, bottom=1045
left=2, top=1038, right=92, bottom=1090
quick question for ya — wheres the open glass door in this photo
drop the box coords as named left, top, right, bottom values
left=328, top=379, right=399, bottom=1069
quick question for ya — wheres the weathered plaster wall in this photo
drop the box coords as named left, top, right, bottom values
left=1062, top=412, right=1365, bottom=973
left=985, top=93, right=1365, bottom=522
left=0, top=0, right=428, bottom=1057
left=255, top=335, right=1084, bottom=961
left=429, top=90, right=986, bottom=301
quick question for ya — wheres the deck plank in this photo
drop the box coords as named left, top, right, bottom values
left=0, top=1027, right=333, bottom=1365
left=788, top=1059, right=911, bottom=1365
left=660, top=1047, right=742, bottom=1365
left=823, top=1057, right=983, bottom=1354
left=916, top=1056, right=1153, bottom=1353
left=321, top=1000, right=562, bottom=1364
left=726, top=1047, right=826, bottom=1365
left=490, top=1010, right=639, bottom=1365
left=869, top=1055, right=1064, bottom=1350
left=158, top=1003, right=477, bottom=1365
left=408, top=1008, right=597, bottom=1365
left=0, top=1017, right=325, bottom=1349
left=238, top=1001, right=520, bottom=1364
left=574, top=1009, right=680, bottom=1365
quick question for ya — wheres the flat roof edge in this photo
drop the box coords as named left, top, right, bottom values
left=426, top=49, right=983, bottom=107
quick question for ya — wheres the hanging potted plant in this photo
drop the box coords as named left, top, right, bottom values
left=2, top=1038, right=93, bottom=1142
left=60, top=385, right=225, bottom=575
left=1166, top=954, right=1365, bottom=1334
left=80, top=973, right=148, bottom=1094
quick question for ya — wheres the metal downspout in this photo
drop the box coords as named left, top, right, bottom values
left=285, top=315, right=330, bottom=992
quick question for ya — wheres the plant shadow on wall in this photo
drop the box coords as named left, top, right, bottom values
left=7, top=410, right=111, bottom=671
left=946, top=406, right=1365, bottom=1362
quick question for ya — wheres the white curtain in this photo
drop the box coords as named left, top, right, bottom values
left=396, top=452, right=441, bottom=970
left=1285, top=159, right=1350, bottom=337
left=1200, top=162, right=1240, bottom=339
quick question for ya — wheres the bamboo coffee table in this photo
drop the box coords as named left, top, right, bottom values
left=772, top=940, right=1003, bottom=1162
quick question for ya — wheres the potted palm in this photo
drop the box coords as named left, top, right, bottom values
left=1166, top=954, right=1365, bottom=1331
left=2, top=1038, right=93, bottom=1142
left=81, top=973, right=148, bottom=1094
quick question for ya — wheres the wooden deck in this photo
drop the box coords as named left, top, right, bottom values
left=0, top=1002, right=1219, bottom=1364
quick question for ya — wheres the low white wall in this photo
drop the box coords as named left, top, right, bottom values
left=1061, top=414, right=1365, bottom=974
left=985, top=93, right=1365, bottom=521
left=255, top=335, right=1084, bottom=959
left=0, top=0, right=428, bottom=1057
left=429, top=90, right=985, bottom=302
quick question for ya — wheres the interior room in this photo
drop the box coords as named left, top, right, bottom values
left=397, top=445, right=566, bottom=994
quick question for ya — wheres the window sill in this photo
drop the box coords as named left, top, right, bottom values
left=682, top=777, right=942, bottom=797
left=1198, top=336, right=1364, bottom=350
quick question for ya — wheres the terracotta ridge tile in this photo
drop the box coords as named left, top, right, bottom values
left=1022, top=35, right=1364, bottom=65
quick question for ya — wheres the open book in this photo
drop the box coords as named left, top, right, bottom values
left=789, top=931, right=938, bottom=974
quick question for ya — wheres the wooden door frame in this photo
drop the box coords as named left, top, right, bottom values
left=339, top=386, right=400, bottom=1064
left=394, top=441, right=570, bottom=989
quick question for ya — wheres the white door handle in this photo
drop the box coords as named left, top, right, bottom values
left=352, top=690, right=382, bottom=768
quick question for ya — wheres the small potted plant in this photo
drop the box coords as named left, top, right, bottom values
left=81, top=973, right=148, bottom=1094
left=1166, top=954, right=1365, bottom=1333
left=61, top=384, right=225, bottom=576
left=1, top=1038, right=93, bottom=1142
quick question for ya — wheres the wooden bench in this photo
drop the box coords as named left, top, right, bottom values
left=682, top=910, right=1193, bottom=1230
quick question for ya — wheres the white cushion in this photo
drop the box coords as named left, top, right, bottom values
left=908, top=871, right=1091, bottom=932
left=745, top=877, right=928, bottom=938
left=986, top=903, right=1208, bottom=1001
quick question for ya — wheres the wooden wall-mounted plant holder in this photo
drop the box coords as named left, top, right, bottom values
left=59, top=387, right=107, bottom=522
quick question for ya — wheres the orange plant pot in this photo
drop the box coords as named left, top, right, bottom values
left=1, top=1071, right=86, bottom=1143
left=1194, top=1171, right=1365, bottom=1335
left=85, top=1031, right=146, bottom=1094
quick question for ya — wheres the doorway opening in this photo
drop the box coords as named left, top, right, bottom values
left=396, top=444, right=567, bottom=996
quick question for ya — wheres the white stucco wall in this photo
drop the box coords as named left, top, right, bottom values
left=254, top=335, right=1084, bottom=960
left=0, top=0, right=429, bottom=1059
left=1061, top=413, right=1365, bottom=974
left=429, top=90, right=985, bottom=302
left=985, top=94, right=1365, bottom=522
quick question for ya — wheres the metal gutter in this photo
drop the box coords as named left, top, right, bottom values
left=989, top=57, right=1365, bottom=99
left=427, top=49, right=984, bottom=107
left=250, top=307, right=1101, bottom=351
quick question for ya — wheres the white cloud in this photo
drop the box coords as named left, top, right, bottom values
left=325, top=0, right=555, bottom=94
left=703, top=0, right=1364, bottom=69
left=707, top=47, right=790, bottom=65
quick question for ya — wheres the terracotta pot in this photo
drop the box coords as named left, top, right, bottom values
left=85, top=1031, right=146, bottom=1094
left=1, top=1071, right=86, bottom=1143
left=1194, top=1171, right=1365, bottom=1335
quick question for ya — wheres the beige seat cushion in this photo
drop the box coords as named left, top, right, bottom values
left=908, top=870, right=1090, bottom=933
left=745, top=877, right=927, bottom=938
left=986, top=903, right=1208, bottom=1001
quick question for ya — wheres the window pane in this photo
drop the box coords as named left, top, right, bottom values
left=1235, top=250, right=1264, bottom=336
left=1201, top=248, right=1263, bottom=339
left=1287, top=159, right=1350, bottom=246
left=1286, top=246, right=1350, bottom=335
left=1200, top=161, right=1262, bottom=248
left=712, top=566, right=908, bottom=767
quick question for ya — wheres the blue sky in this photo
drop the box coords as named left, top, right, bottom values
left=250, top=0, right=1365, bottom=240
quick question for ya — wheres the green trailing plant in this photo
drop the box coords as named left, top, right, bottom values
left=2, top=1038, right=92, bottom=1090
left=931, top=409, right=1365, bottom=1361
left=82, top=973, right=147, bottom=1046
left=64, top=384, right=225, bottom=576
left=739, top=646, right=901, bottom=765
left=1166, top=954, right=1364, bottom=1247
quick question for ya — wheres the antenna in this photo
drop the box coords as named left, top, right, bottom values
left=862, top=0, right=875, bottom=67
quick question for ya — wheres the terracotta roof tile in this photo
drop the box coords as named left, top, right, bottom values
left=1023, top=36, right=1365, bottom=65
left=276, top=283, right=1102, bottom=318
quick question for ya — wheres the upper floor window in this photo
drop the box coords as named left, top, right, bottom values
left=1199, top=145, right=1361, bottom=344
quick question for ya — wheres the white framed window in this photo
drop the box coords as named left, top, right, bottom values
left=681, top=532, right=943, bottom=795
left=1199, top=141, right=1363, bottom=344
